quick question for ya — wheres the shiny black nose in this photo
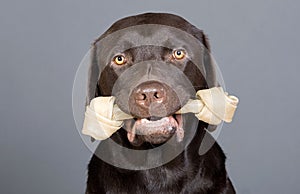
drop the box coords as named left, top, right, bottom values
left=133, top=81, right=167, bottom=108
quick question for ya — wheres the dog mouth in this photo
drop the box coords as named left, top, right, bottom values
left=124, top=114, right=184, bottom=145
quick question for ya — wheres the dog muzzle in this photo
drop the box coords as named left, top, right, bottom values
left=82, top=87, right=239, bottom=140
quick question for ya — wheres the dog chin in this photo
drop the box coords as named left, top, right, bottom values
left=124, top=115, right=184, bottom=146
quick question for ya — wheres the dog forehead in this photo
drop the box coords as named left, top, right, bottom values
left=97, top=24, right=191, bottom=48
left=95, top=24, right=204, bottom=64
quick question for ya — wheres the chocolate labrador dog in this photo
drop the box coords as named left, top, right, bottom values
left=85, top=13, right=235, bottom=194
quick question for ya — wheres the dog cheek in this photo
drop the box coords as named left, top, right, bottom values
left=183, top=61, right=208, bottom=91
left=98, top=66, right=119, bottom=96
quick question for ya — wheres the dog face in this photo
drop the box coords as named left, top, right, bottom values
left=88, top=13, right=217, bottom=146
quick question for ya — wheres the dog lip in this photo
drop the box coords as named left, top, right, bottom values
left=146, top=116, right=164, bottom=121
left=125, top=114, right=184, bottom=144
left=139, top=116, right=173, bottom=129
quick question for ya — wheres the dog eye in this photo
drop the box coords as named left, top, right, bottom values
left=173, top=49, right=186, bottom=60
left=113, top=55, right=127, bottom=65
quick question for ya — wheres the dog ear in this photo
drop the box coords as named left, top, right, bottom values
left=189, top=26, right=211, bottom=51
left=190, top=26, right=218, bottom=88
left=203, top=43, right=218, bottom=88
left=86, top=44, right=101, bottom=106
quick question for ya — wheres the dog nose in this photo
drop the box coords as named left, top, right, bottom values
left=133, top=81, right=167, bottom=108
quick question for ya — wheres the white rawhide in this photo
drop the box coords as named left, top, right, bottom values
left=82, top=87, right=239, bottom=140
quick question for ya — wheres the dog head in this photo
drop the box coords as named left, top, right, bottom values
left=87, top=13, right=217, bottom=146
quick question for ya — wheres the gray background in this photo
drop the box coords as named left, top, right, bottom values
left=1, top=0, right=299, bottom=193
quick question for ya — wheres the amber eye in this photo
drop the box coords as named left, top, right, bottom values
left=113, top=55, right=126, bottom=65
left=173, top=49, right=186, bottom=60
